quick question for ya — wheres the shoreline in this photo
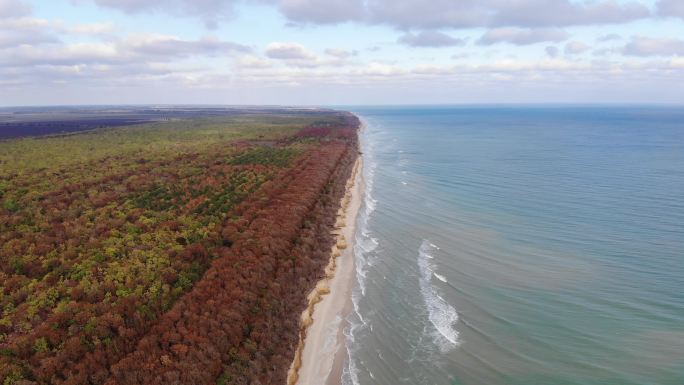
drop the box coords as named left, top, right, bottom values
left=287, top=151, right=363, bottom=385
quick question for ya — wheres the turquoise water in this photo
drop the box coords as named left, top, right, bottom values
left=342, top=106, right=684, bottom=385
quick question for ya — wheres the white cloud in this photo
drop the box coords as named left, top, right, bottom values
left=657, top=0, right=684, bottom=19
left=0, top=17, right=118, bottom=48
left=598, top=33, right=622, bottom=42
left=324, top=48, right=357, bottom=58
left=123, top=34, right=250, bottom=57
left=1, top=0, right=682, bottom=105
left=398, top=31, right=466, bottom=47
left=88, top=0, right=241, bottom=28
left=236, top=54, right=272, bottom=69
left=623, top=36, right=684, bottom=56
left=565, top=41, right=590, bottom=55
left=5, top=54, right=684, bottom=105
left=0, top=17, right=58, bottom=47
left=65, top=22, right=116, bottom=35
left=265, top=42, right=316, bottom=60
left=546, top=46, right=559, bottom=57
left=278, top=0, right=364, bottom=24
left=80, top=0, right=652, bottom=30
left=321, top=0, right=649, bottom=29
left=262, top=42, right=358, bottom=68
left=0, top=42, right=120, bottom=66
left=478, top=28, right=569, bottom=46
left=0, top=32, right=250, bottom=68
left=0, top=0, right=31, bottom=19
left=354, top=62, right=407, bottom=76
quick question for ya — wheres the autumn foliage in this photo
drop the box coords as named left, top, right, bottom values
left=0, top=111, right=359, bottom=385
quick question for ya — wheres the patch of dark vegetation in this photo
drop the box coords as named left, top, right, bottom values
left=0, top=119, right=151, bottom=139
left=0, top=106, right=344, bottom=140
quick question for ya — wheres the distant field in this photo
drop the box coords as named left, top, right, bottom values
left=0, top=106, right=339, bottom=140
left=0, top=113, right=330, bottom=173
left=0, top=109, right=359, bottom=385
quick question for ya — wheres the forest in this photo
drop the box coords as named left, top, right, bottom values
left=0, top=110, right=360, bottom=385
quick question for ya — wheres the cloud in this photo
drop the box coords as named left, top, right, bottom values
left=0, top=17, right=119, bottom=49
left=0, top=18, right=58, bottom=47
left=324, top=48, right=357, bottom=58
left=0, top=43, right=121, bottom=66
left=354, top=62, right=407, bottom=77
left=487, top=0, right=650, bottom=28
left=124, top=34, right=250, bottom=57
left=657, top=0, right=684, bottom=19
left=236, top=54, right=272, bottom=69
left=265, top=42, right=316, bottom=60
left=0, top=0, right=30, bottom=19
left=564, top=41, right=590, bottom=55
left=623, top=36, right=684, bottom=56
left=80, top=0, right=651, bottom=30
left=592, top=47, right=619, bottom=56
left=478, top=28, right=569, bottom=46
left=356, top=0, right=648, bottom=29
left=87, top=0, right=240, bottom=28
left=65, top=22, right=116, bottom=35
left=5, top=54, right=684, bottom=105
left=278, top=0, right=365, bottom=24
left=546, top=46, right=559, bottom=57
left=398, top=31, right=465, bottom=47
left=0, top=33, right=250, bottom=68
left=2, top=0, right=682, bottom=105
left=262, top=42, right=357, bottom=68
left=598, top=33, right=621, bottom=42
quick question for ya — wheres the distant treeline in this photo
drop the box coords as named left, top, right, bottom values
left=0, top=111, right=360, bottom=384
left=0, top=107, right=347, bottom=140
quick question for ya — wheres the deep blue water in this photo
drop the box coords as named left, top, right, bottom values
left=342, top=106, right=684, bottom=385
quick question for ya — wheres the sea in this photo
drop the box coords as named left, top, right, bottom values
left=341, top=106, right=684, bottom=385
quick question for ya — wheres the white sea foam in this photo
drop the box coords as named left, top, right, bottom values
left=418, top=240, right=460, bottom=352
left=342, top=340, right=361, bottom=385
left=434, top=273, right=448, bottom=283
left=354, top=127, right=378, bottom=297
left=343, top=118, right=378, bottom=385
left=342, top=309, right=364, bottom=385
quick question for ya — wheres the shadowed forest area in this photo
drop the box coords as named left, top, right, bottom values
left=0, top=110, right=359, bottom=385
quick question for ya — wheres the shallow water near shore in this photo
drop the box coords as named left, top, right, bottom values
left=341, top=106, right=684, bottom=385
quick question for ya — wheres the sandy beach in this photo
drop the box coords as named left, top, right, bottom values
left=287, top=155, right=363, bottom=385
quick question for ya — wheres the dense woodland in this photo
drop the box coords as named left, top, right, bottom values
left=0, top=111, right=360, bottom=385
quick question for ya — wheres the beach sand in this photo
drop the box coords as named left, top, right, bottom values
left=287, top=156, right=363, bottom=385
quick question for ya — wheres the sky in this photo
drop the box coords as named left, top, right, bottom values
left=1, top=0, right=684, bottom=105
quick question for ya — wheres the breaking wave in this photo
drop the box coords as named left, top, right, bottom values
left=418, top=240, right=460, bottom=352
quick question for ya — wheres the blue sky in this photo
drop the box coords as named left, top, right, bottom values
left=1, top=0, right=684, bottom=105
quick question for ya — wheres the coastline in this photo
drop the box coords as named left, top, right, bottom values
left=287, top=151, right=363, bottom=385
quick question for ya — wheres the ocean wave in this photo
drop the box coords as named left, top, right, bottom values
left=341, top=335, right=361, bottom=385
left=354, top=126, right=379, bottom=297
left=353, top=225, right=378, bottom=296
left=434, top=273, right=448, bottom=283
left=343, top=117, right=378, bottom=385
left=418, top=240, right=460, bottom=352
